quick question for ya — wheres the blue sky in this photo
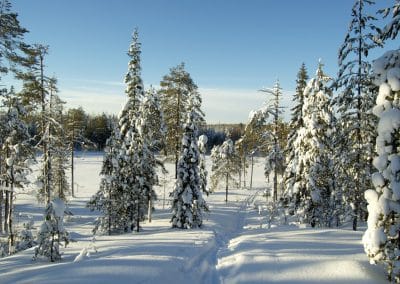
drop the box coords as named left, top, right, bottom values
left=11, top=0, right=397, bottom=123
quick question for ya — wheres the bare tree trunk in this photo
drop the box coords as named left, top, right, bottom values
left=0, top=190, right=3, bottom=234
left=0, top=158, right=3, bottom=234
left=136, top=200, right=140, bottom=232
left=71, top=122, right=75, bottom=198
left=250, top=155, right=254, bottom=189
left=238, top=167, right=242, bottom=189
left=39, top=51, right=50, bottom=206
left=273, top=157, right=278, bottom=202
left=148, top=198, right=152, bottom=223
left=4, top=191, right=9, bottom=234
left=225, top=173, right=228, bottom=203
left=50, top=232, right=55, bottom=262
left=353, top=0, right=363, bottom=231
left=108, top=186, right=112, bottom=235
left=175, top=90, right=181, bottom=179
left=175, top=150, right=179, bottom=180
left=8, top=185, right=14, bottom=255
left=243, top=155, right=246, bottom=188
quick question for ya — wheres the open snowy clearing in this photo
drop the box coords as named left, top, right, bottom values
left=0, top=153, right=387, bottom=283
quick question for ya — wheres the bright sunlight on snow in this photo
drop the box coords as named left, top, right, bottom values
left=0, top=154, right=386, bottom=283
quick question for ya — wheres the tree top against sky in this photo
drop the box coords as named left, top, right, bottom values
left=10, top=0, right=398, bottom=123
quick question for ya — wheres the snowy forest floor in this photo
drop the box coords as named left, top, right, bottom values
left=0, top=153, right=388, bottom=283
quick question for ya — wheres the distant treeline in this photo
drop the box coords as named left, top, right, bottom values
left=24, top=106, right=287, bottom=153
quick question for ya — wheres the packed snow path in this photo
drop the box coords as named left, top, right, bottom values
left=0, top=154, right=387, bottom=283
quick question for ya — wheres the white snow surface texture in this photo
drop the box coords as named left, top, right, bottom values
left=0, top=153, right=386, bottom=283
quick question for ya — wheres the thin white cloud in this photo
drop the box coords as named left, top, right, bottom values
left=200, top=87, right=294, bottom=123
left=60, top=88, right=126, bottom=115
left=59, top=86, right=295, bottom=123
left=62, top=77, right=125, bottom=87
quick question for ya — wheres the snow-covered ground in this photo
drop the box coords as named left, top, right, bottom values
left=0, top=153, right=387, bottom=283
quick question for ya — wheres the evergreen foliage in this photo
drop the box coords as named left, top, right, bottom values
left=142, top=87, right=166, bottom=153
left=376, top=0, right=400, bottom=42
left=171, top=109, right=208, bottom=228
left=116, top=29, right=146, bottom=232
left=0, top=0, right=28, bottom=78
left=35, top=77, right=70, bottom=203
left=334, top=0, right=379, bottom=230
left=0, top=88, right=34, bottom=254
left=283, top=63, right=309, bottom=197
left=292, top=62, right=335, bottom=227
left=48, top=79, right=70, bottom=201
left=89, top=29, right=161, bottom=233
left=159, top=63, right=205, bottom=178
left=34, top=198, right=70, bottom=262
left=363, top=49, right=400, bottom=283
left=88, top=124, right=123, bottom=234
left=210, top=135, right=241, bottom=201
left=198, top=134, right=209, bottom=195
left=259, top=80, right=285, bottom=200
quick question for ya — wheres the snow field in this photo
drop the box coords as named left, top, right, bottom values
left=0, top=153, right=387, bottom=283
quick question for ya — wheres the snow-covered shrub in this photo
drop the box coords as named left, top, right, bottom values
left=34, top=198, right=70, bottom=262
left=16, top=219, right=36, bottom=251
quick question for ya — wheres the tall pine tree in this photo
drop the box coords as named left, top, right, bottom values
left=117, top=28, right=145, bottom=232
left=259, top=80, right=285, bottom=201
left=90, top=29, right=160, bottom=233
left=171, top=107, right=208, bottom=228
left=88, top=123, right=124, bottom=235
left=159, top=63, right=204, bottom=178
left=334, top=0, right=379, bottom=230
left=293, top=62, right=335, bottom=227
left=0, top=0, right=28, bottom=79
left=0, top=89, right=34, bottom=254
left=283, top=63, right=308, bottom=198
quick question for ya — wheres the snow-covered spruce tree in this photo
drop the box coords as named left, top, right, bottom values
left=91, top=29, right=157, bottom=233
left=16, top=219, right=35, bottom=251
left=0, top=104, right=6, bottom=235
left=0, top=0, right=28, bottom=80
left=87, top=124, right=124, bottom=235
left=294, top=62, right=335, bottom=227
left=237, top=107, right=270, bottom=189
left=170, top=109, right=208, bottom=229
left=283, top=63, right=309, bottom=199
left=264, top=143, right=285, bottom=192
left=159, top=63, right=205, bottom=178
left=334, top=0, right=379, bottom=231
left=0, top=0, right=32, bottom=242
left=17, top=44, right=54, bottom=205
left=48, top=79, right=70, bottom=201
left=0, top=89, right=34, bottom=254
left=198, top=134, right=209, bottom=195
left=34, top=198, right=70, bottom=262
left=34, top=76, right=70, bottom=203
left=363, top=49, right=400, bottom=282
left=376, top=0, right=400, bottom=43
left=137, top=88, right=165, bottom=223
left=259, top=80, right=285, bottom=201
left=234, top=137, right=250, bottom=188
left=210, top=135, right=241, bottom=202
left=116, top=29, right=146, bottom=232
left=142, top=87, right=166, bottom=153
